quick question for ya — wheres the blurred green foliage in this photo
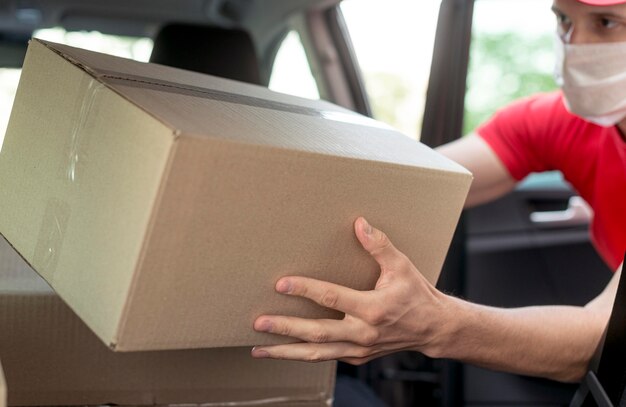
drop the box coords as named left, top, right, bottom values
left=463, top=32, right=558, bottom=134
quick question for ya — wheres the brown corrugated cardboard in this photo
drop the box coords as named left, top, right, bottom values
left=0, top=39, right=472, bottom=351
left=0, top=236, right=335, bottom=406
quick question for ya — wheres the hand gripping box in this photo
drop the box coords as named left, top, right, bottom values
left=0, top=236, right=336, bottom=406
left=0, top=39, right=472, bottom=351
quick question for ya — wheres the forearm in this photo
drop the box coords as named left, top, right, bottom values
left=431, top=297, right=609, bottom=382
left=436, top=134, right=516, bottom=208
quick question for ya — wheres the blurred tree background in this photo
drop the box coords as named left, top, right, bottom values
left=463, top=31, right=557, bottom=135
left=363, top=31, right=558, bottom=139
left=365, top=72, right=413, bottom=133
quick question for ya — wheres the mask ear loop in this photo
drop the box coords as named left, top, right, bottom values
left=560, top=26, right=573, bottom=44
left=554, top=28, right=568, bottom=87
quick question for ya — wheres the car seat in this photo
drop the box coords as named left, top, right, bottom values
left=150, top=23, right=261, bottom=85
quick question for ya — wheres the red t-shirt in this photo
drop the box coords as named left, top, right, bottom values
left=476, top=91, right=626, bottom=271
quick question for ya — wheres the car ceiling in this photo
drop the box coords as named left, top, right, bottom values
left=0, top=0, right=341, bottom=67
left=0, top=0, right=340, bottom=36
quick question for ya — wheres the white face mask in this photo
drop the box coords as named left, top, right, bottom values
left=554, top=33, right=626, bottom=127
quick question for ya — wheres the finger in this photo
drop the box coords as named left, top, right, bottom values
left=339, top=342, right=416, bottom=365
left=275, top=276, right=367, bottom=316
left=251, top=342, right=371, bottom=363
left=254, top=315, right=377, bottom=346
left=354, top=217, right=403, bottom=270
left=339, top=349, right=396, bottom=366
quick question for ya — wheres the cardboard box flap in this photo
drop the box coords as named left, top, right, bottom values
left=34, top=38, right=342, bottom=115
left=36, top=39, right=472, bottom=177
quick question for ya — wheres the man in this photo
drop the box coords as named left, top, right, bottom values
left=251, top=0, right=626, bottom=383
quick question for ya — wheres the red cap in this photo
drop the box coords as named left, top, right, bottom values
left=576, top=0, right=626, bottom=5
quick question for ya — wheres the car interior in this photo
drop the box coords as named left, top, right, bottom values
left=0, top=0, right=617, bottom=406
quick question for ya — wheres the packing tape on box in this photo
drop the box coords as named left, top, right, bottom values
left=32, top=198, right=70, bottom=282
left=65, top=77, right=106, bottom=183
left=97, top=70, right=393, bottom=131
left=32, top=76, right=105, bottom=282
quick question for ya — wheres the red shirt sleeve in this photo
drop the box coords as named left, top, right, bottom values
left=476, top=92, right=566, bottom=180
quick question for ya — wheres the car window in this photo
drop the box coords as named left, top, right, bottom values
left=466, top=0, right=564, bottom=187
left=340, top=0, right=441, bottom=140
left=0, top=68, right=20, bottom=147
left=268, top=30, right=320, bottom=100
left=34, top=28, right=153, bottom=61
left=465, top=0, right=555, bottom=135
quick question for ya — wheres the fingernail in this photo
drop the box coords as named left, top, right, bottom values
left=362, top=218, right=372, bottom=235
left=252, top=347, right=270, bottom=358
left=276, top=279, right=292, bottom=294
left=256, top=319, right=273, bottom=332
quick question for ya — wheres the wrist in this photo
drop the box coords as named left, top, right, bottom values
left=415, top=291, right=468, bottom=359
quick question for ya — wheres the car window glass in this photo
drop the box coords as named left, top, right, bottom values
left=268, top=31, right=320, bottom=100
left=466, top=0, right=563, bottom=186
left=465, top=0, right=555, bottom=134
left=340, top=0, right=441, bottom=140
left=0, top=69, right=20, bottom=147
left=34, top=27, right=153, bottom=61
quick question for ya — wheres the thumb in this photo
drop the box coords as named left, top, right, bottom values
left=354, top=217, right=402, bottom=270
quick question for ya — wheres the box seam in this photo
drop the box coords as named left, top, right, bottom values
left=111, top=135, right=181, bottom=350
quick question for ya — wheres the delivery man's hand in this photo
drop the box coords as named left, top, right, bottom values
left=251, top=217, right=453, bottom=365
left=251, top=216, right=616, bottom=382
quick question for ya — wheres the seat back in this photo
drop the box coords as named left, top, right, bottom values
left=150, top=23, right=261, bottom=85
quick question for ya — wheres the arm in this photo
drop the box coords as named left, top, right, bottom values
left=444, top=265, right=619, bottom=382
left=436, top=133, right=516, bottom=208
left=252, top=218, right=619, bottom=382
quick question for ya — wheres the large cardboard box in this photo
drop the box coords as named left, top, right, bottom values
left=0, top=39, right=472, bottom=351
left=0, top=237, right=335, bottom=406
